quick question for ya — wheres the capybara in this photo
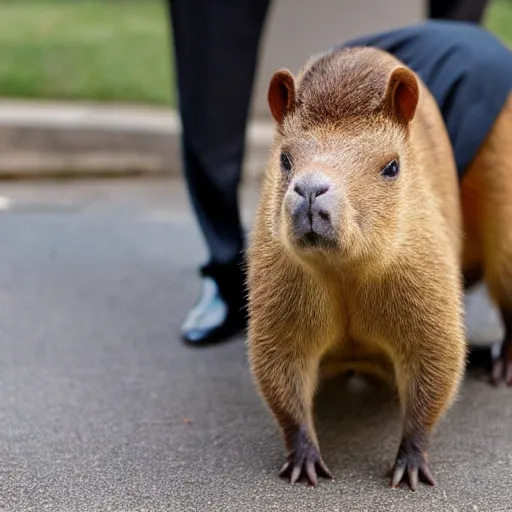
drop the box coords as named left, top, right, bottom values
left=246, top=21, right=512, bottom=491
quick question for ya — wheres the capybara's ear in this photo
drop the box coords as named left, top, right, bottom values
left=384, top=67, right=419, bottom=125
left=268, top=69, right=296, bottom=125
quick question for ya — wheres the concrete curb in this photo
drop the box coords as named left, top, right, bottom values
left=0, top=100, right=275, bottom=181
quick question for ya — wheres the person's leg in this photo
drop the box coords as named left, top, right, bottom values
left=428, top=0, right=489, bottom=23
left=167, top=0, right=271, bottom=345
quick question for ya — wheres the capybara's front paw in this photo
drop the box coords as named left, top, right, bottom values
left=491, top=339, right=512, bottom=386
left=279, top=426, right=332, bottom=486
left=390, top=437, right=436, bottom=491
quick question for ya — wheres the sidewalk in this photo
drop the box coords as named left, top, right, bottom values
left=0, top=100, right=274, bottom=181
left=0, top=176, right=510, bottom=512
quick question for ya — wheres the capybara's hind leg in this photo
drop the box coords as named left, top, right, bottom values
left=461, top=93, right=512, bottom=385
left=491, top=312, right=512, bottom=385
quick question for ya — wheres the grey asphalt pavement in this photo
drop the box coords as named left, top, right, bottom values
left=0, top=177, right=511, bottom=512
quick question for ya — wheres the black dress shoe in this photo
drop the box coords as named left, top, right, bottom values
left=181, top=276, right=246, bottom=346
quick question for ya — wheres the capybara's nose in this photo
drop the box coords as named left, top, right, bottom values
left=288, top=173, right=335, bottom=244
left=293, top=178, right=330, bottom=200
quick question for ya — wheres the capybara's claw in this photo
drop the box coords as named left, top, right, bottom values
left=390, top=440, right=436, bottom=491
left=279, top=453, right=332, bottom=486
left=279, top=426, right=332, bottom=486
left=491, top=358, right=512, bottom=386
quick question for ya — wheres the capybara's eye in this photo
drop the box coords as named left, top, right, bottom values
left=280, top=152, right=292, bottom=173
left=381, top=159, right=399, bottom=179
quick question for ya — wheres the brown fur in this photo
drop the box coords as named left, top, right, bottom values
left=246, top=47, right=467, bottom=490
left=461, top=93, right=512, bottom=304
left=460, top=93, right=512, bottom=381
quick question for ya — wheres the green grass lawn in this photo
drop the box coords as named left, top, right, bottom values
left=484, top=0, right=512, bottom=46
left=0, top=0, right=174, bottom=106
left=0, top=0, right=509, bottom=107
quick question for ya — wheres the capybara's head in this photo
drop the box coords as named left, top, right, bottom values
left=265, top=47, right=420, bottom=265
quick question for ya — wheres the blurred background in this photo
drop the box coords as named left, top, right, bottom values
left=0, top=0, right=507, bottom=108
left=0, top=0, right=508, bottom=178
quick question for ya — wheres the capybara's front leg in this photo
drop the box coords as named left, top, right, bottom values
left=248, top=340, right=332, bottom=486
left=392, top=348, right=465, bottom=491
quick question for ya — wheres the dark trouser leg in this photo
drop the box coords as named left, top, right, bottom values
left=428, top=0, right=489, bottom=22
left=167, top=0, right=271, bottom=342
